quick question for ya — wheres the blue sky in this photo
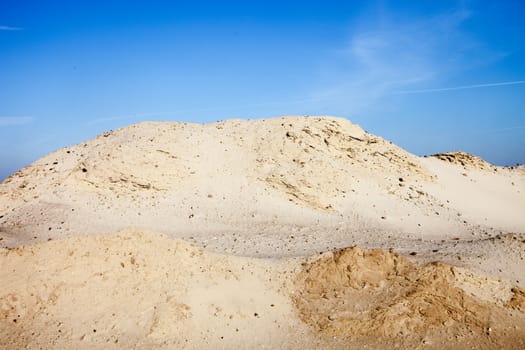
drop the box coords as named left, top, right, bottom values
left=1, top=0, right=524, bottom=180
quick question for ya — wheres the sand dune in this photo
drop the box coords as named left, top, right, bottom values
left=1, top=116, right=524, bottom=348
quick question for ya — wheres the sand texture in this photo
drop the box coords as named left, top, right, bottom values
left=1, top=116, right=524, bottom=349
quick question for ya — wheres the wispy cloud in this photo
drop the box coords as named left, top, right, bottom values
left=395, top=80, right=525, bottom=94
left=0, top=116, right=33, bottom=126
left=304, top=8, right=506, bottom=114
left=0, top=25, right=22, bottom=31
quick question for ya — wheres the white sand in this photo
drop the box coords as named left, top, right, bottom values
left=1, top=116, right=524, bottom=349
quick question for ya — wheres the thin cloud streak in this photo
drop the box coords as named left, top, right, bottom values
left=395, top=80, right=525, bottom=94
left=0, top=25, right=23, bottom=31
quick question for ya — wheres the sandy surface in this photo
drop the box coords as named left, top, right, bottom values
left=1, top=116, right=524, bottom=349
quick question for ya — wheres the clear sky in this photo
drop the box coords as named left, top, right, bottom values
left=1, top=0, right=524, bottom=180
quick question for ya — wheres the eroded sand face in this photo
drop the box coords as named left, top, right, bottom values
left=1, top=116, right=524, bottom=349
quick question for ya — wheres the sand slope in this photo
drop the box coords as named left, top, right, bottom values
left=1, top=116, right=524, bottom=348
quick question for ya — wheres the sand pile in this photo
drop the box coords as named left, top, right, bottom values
left=1, top=229, right=524, bottom=349
left=430, top=151, right=496, bottom=170
left=1, top=117, right=524, bottom=255
left=0, top=116, right=436, bottom=246
left=1, top=116, right=524, bottom=349
left=293, top=247, right=525, bottom=348
left=0, top=229, right=306, bottom=349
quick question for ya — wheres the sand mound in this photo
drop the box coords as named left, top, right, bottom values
left=430, top=151, right=495, bottom=170
left=0, top=116, right=431, bottom=211
left=2, top=229, right=524, bottom=349
left=1, top=116, right=524, bottom=348
left=0, top=229, right=309, bottom=349
left=293, top=246, right=525, bottom=347
left=2, top=116, right=524, bottom=257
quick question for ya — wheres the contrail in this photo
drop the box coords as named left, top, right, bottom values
left=396, top=80, right=525, bottom=94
